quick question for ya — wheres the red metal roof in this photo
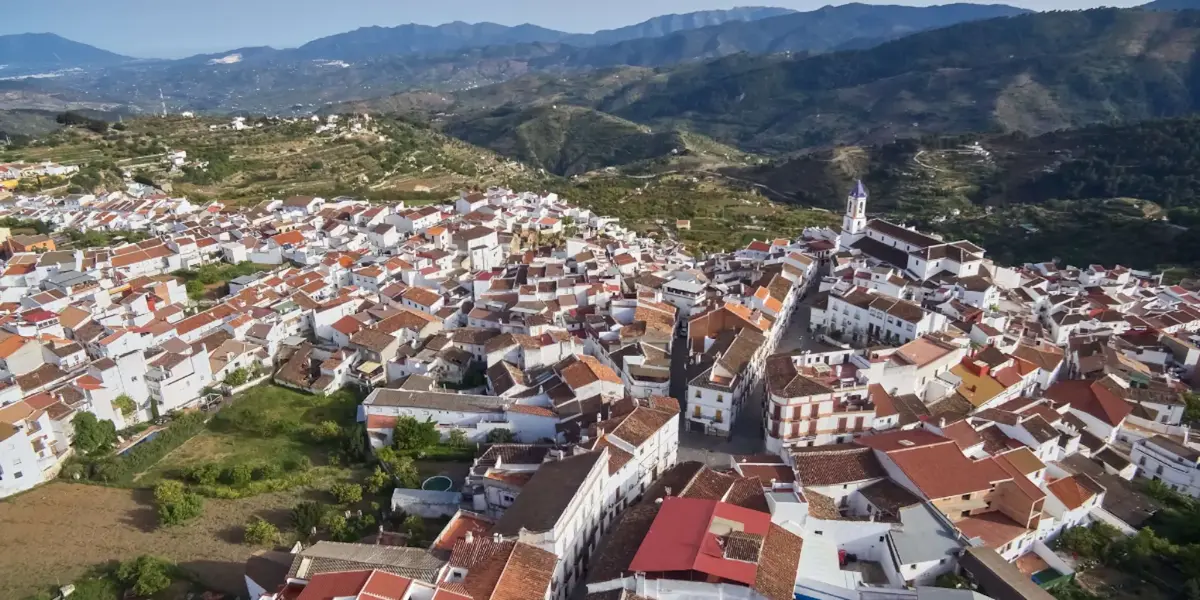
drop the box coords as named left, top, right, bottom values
left=627, top=496, right=769, bottom=585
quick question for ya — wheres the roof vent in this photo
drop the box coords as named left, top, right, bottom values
left=897, top=439, right=915, bottom=447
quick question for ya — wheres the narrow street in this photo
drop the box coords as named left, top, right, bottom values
left=668, top=269, right=827, bottom=468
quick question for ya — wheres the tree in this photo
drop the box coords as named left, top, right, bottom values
left=112, top=394, right=136, bottom=417
left=402, top=514, right=426, bottom=547
left=154, top=480, right=203, bottom=526
left=244, top=517, right=280, bottom=546
left=72, top=412, right=118, bottom=455
left=447, top=428, right=468, bottom=448
left=486, top=429, right=516, bottom=443
left=376, top=447, right=421, bottom=488
left=330, top=482, right=363, bottom=505
left=392, top=416, right=439, bottom=453
left=1185, top=391, right=1200, bottom=425
left=292, top=501, right=326, bottom=536
left=344, top=423, right=368, bottom=462
left=116, top=555, right=172, bottom=597
left=365, top=467, right=392, bottom=495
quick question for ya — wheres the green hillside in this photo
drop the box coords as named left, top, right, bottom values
left=444, top=104, right=751, bottom=176
left=729, top=116, right=1200, bottom=268
left=600, top=8, right=1200, bottom=152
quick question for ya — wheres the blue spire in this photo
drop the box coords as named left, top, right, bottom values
left=851, top=179, right=868, bottom=199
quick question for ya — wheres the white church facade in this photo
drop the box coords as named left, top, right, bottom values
left=836, top=181, right=986, bottom=282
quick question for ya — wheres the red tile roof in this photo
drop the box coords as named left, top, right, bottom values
left=1044, top=379, right=1132, bottom=427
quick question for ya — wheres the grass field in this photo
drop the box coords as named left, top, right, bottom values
left=135, top=384, right=360, bottom=487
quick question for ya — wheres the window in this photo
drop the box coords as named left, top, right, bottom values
left=961, top=494, right=971, bottom=500
left=960, top=510, right=970, bottom=518
left=717, top=394, right=724, bottom=403
left=715, top=410, right=723, bottom=423
left=695, top=389, right=701, bottom=399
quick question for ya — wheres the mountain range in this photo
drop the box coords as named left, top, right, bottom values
left=0, top=32, right=130, bottom=73
left=12, top=0, right=1200, bottom=180
left=327, top=5, right=1200, bottom=176
left=0, top=3, right=1028, bottom=114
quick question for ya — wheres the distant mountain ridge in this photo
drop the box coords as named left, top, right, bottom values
left=288, top=7, right=795, bottom=61
left=0, top=33, right=131, bottom=73
left=1142, top=0, right=1200, bottom=10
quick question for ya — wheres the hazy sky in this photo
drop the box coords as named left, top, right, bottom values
left=3, top=0, right=1149, bottom=58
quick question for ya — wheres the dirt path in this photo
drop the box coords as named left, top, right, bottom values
left=0, top=482, right=302, bottom=598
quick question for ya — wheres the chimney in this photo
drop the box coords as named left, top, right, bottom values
left=465, top=531, right=474, bottom=544
left=939, top=417, right=946, bottom=428
left=635, top=572, right=647, bottom=595
left=664, top=486, right=673, bottom=496
left=493, top=532, right=502, bottom=543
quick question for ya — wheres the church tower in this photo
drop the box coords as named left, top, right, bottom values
left=840, top=180, right=868, bottom=250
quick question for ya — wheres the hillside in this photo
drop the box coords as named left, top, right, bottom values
left=332, top=67, right=662, bottom=116
left=340, top=7, right=1200, bottom=160
left=1144, top=0, right=1200, bottom=10
left=569, top=7, right=796, bottom=46
left=0, top=33, right=131, bottom=73
left=593, top=8, right=1200, bottom=152
left=0, top=115, right=529, bottom=203
left=729, top=116, right=1200, bottom=268
left=443, top=105, right=752, bottom=176
left=552, top=3, right=1027, bottom=69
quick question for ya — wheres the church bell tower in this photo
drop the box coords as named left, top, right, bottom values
left=842, top=180, right=868, bottom=239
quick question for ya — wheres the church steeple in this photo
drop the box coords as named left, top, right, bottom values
left=842, top=180, right=868, bottom=238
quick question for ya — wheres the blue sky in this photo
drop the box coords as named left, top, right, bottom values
left=4, top=0, right=1148, bottom=58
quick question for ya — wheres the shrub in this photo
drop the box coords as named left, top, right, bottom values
left=447, top=429, right=468, bottom=448
left=223, top=464, right=254, bottom=487
left=116, top=555, right=172, bottom=597
left=224, top=367, right=250, bottom=386
left=312, top=420, right=342, bottom=443
left=185, top=463, right=221, bottom=486
left=154, top=480, right=203, bottom=527
left=330, top=482, right=363, bottom=505
left=285, top=455, right=314, bottom=472
left=112, top=394, right=136, bottom=417
left=486, top=429, right=515, bottom=443
left=254, top=462, right=283, bottom=480
left=244, top=517, right=280, bottom=546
